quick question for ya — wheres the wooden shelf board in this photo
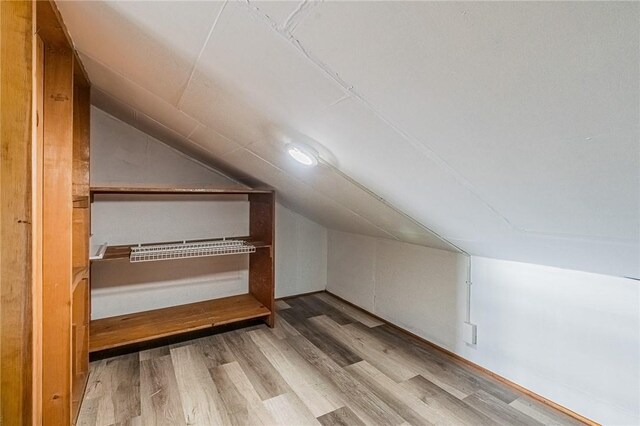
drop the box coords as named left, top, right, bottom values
left=90, top=185, right=273, bottom=195
left=95, top=238, right=270, bottom=261
left=89, top=293, right=270, bottom=352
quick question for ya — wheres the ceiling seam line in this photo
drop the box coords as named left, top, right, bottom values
left=241, top=147, right=401, bottom=241
left=320, top=158, right=468, bottom=255
left=186, top=124, right=200, bottom=139
left=79, top=49, right=247, bottom=151
left=176, top=0, right=228, bottom=108
left=304, top=48, right=519, bottom=233
left=242, top=3, right=521, bottom=234
left=282, top=0, right=309, bottom=32
left=93, top=89, right=246, bottom=186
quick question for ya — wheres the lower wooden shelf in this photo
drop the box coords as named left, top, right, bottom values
left=89, top=293, right=270, bottom=352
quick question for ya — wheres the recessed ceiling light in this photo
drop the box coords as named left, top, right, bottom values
left=286, top=143, right=318, bottom=167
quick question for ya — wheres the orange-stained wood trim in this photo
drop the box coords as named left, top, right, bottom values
left=71, top=78, right=90, bottom=423
left=36, top=0, right=90, bottom=85
left=1, top=1, right=35, bottom=424
left=249, top=192, right=275, bottom=327
left=41, top=42, right=74, bottom=426
left=31, top=30, right=45, bottom=426
left=324, top=290, right=600, bottom=426
left=90, top=185, right=273, bottom=195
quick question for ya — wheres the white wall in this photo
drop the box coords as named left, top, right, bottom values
left=327, top=230, right=468, bottom=350
left=327, top=230, right=640, bottom=425
left=91, top=106, right=233, bottom=186
left=275, top=203, right=327, bottom=298
left=462, top=258, right=639, bottom=426
left=91, top=107, right=327, bottom=318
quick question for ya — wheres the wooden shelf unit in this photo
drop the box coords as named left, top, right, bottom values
left=89, top=187, right=276, bottom=352
left=38, top=1, right=92, bottom=422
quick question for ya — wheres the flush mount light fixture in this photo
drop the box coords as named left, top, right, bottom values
left=286, top=143, right=318, bottom=167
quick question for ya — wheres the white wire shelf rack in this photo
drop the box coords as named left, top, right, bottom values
left=129, top=239, right=256, bottom=263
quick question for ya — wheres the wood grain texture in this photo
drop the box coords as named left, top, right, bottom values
left=249, top=192, right=275, bottom=327
left=463, top=390, right=542, bottom=426
left=314, top=293, right=383, bottom=327
left=317, top=406, right=365, bottom=426
left=355, top=322, right=519, bottom=402
left=312, top=315, right=417, bottom=383
left=77, top=293, right=586, bottom=426
left=287, top=334, right=403, bottom=426
left=41, top=40, right=74, bottom=426
left=71, top=62, right=91, bottom=424
left=140, top=355, right=186, bottom=426
left=263, top=392, right=320, bottom=426
left=1, top=1, right=34, bottom=423
left=325, top=290, right=599, bottom=425
left=400, top=374, right=497, bottom=425
left=79, top=354, right=140, bottom=425
left=280, top=310, right=362, bottom=368
left=346, top=361, right=433, bottom=426
left=72, top=80, right=90, bottom=199
left=222, top=331, right=290, bottom=400
left=72, top=278, right=90, bottom=418
left=249, top=248, right=275, bottom=327
left=31, top=32, right=45, bottom=426
left=90, top=294, right=271, bottom=352
left=90, top=185, right=271, bottom=195
left=509, top=396, right=584, bottom=426
left=170, top=344, right=230, bottom=425
left=249, top=329, right=344, bottom=418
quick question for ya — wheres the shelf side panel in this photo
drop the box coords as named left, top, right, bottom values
left=248, top=192, right=275, bottom=327
left=249, top=192, right=274, bottom=245
left=249, top=248, right=274, bottom=327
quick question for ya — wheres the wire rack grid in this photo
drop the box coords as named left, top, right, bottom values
left=129, top=239, right=256, bottom=263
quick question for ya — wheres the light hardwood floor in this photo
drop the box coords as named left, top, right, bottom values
left=78, top=293, right=583, bottom=426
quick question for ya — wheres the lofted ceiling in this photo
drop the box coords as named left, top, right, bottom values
left=57, top=1, right=639, bottom=278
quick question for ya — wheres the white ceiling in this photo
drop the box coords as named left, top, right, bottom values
left=57, top=1, right=639, bottom=278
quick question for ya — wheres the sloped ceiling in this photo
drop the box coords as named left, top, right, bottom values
left=57, top=1, right=639, bottom=278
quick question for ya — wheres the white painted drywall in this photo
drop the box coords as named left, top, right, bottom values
left=91, top=106, right=234, bottom=186
left=327, top=230, right=468, bottom=349
left=461, top=257, right=640, bottom=425
left=91, top=194, right=250, bottom=247
left=327, top=230, right=640, bottom=425
left=275, top=203, right=328, bottom=298
left=91, top=256, right=250, bottom=319
left=59, top=1, right=640, bottom=278
left=91, top=107, right=328, bottom=318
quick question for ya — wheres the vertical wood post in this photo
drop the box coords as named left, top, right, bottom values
left=0, top=1, right=35, bottom=424
left=41, top=43, right=73, bottom=426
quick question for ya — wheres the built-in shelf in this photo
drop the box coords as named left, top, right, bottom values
left=88, top=185, right=276, bottom=352
left=90, top=185, right=273, bottom=195
left=89, top=293, right=271, bottom=352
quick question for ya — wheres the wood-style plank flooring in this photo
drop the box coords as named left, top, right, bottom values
left=78, top=293, right=583, bottom=426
